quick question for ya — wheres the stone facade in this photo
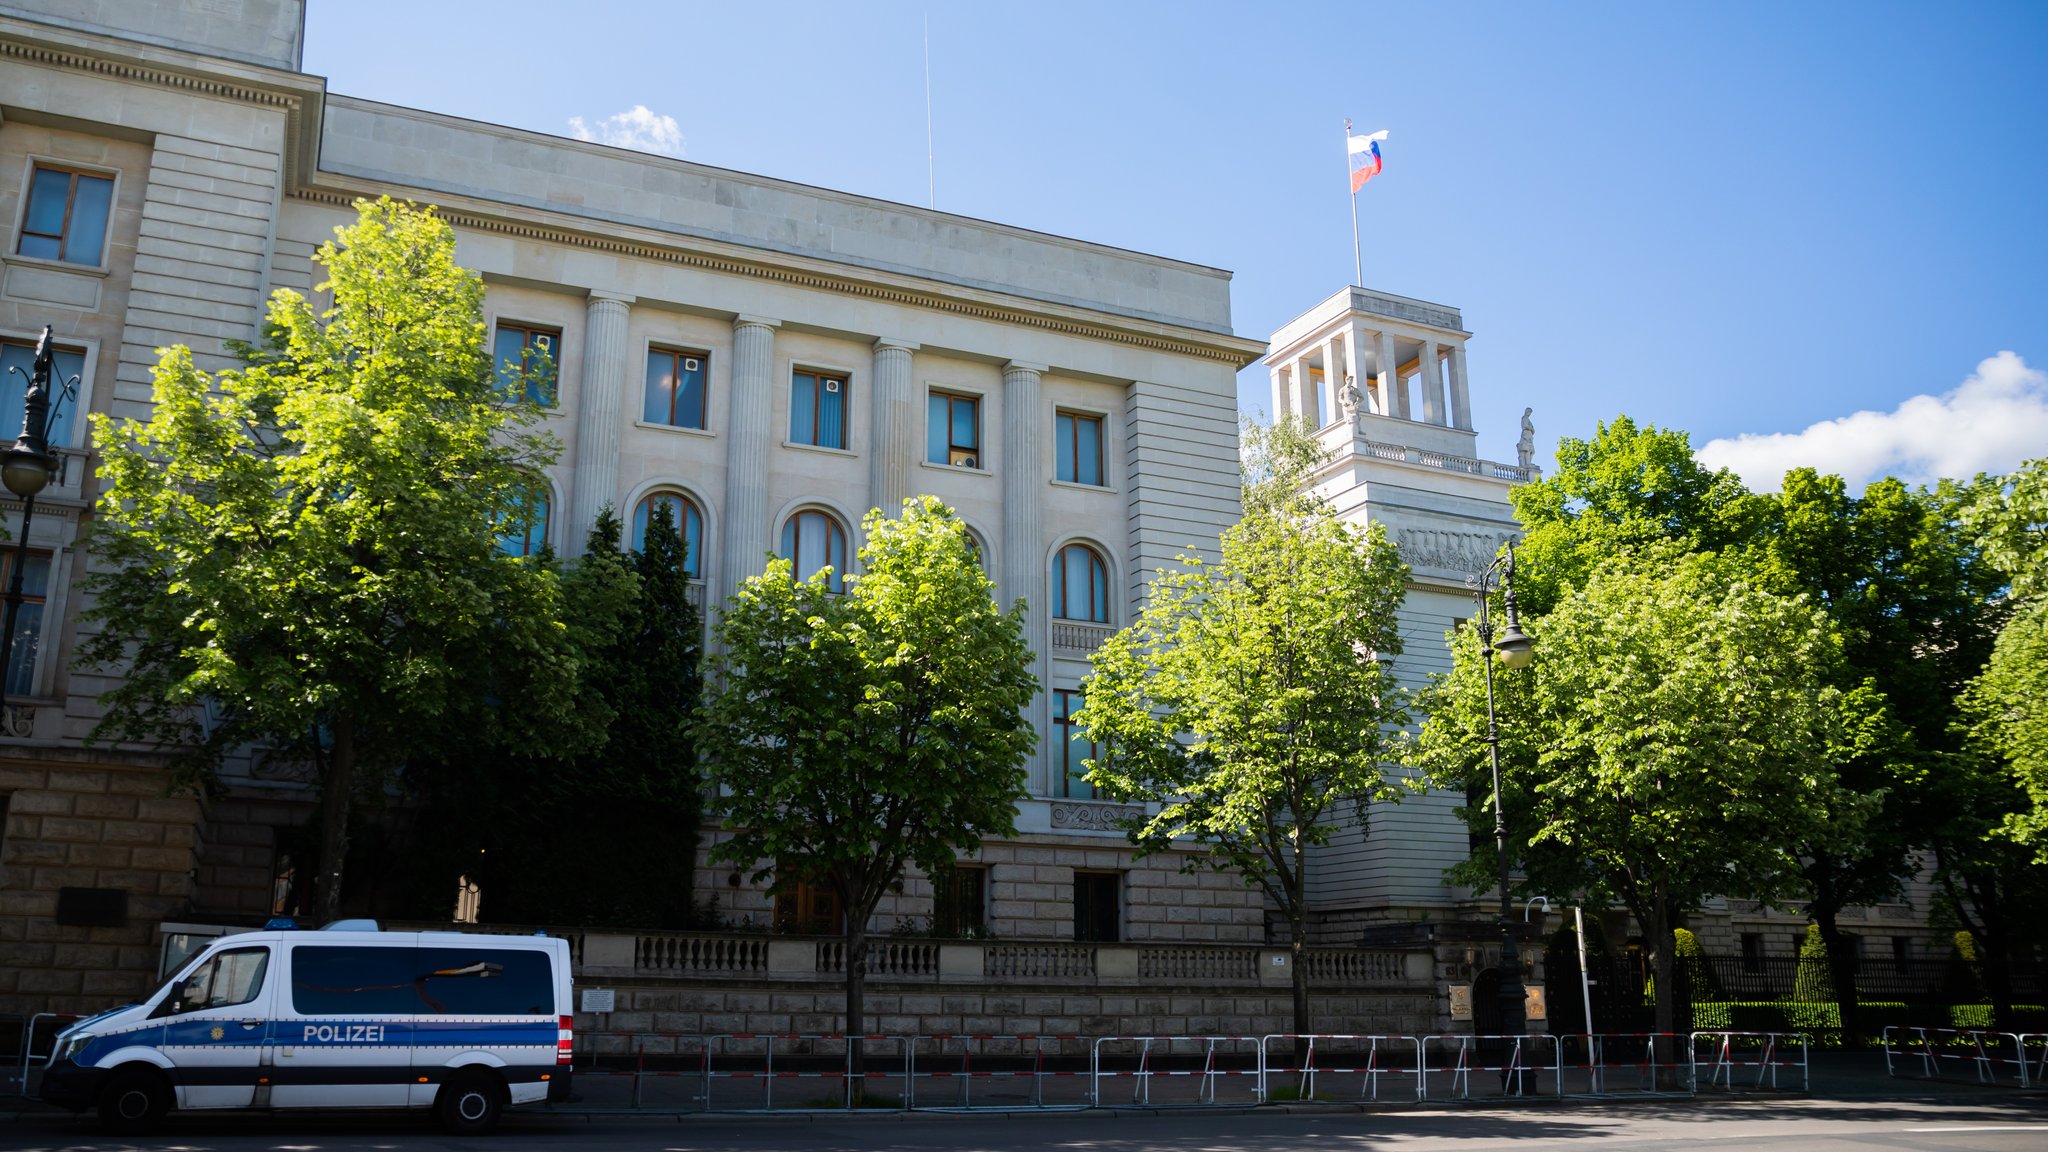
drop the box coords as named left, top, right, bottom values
left=0, top=0, right=1268, bottom=1017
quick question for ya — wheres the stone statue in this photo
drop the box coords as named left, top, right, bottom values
left=1517, top=407, right=1536, bottom=469
left=1338, top=375, right=1363, bottom=424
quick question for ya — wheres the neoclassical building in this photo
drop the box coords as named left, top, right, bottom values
left=0, top=0, right=1274, bottom=1015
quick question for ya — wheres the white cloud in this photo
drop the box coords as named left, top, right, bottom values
left=1697, top=351, right=2048, bottom=492
left=567, top=105, right=685, bottom=157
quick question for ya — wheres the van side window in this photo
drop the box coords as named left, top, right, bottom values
left=292, top=946, right=426, bottom=1015
left=154, top=947, right=269, bottom=1017
left=415, top=948, right=555, bottom=1016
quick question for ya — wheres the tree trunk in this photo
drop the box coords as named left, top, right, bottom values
left=1814, top=909, right=1862, bottom=1047
left=1647, top=885, right=1674, bottom=1073
left=1290, top=847, right=1310, bottom=1066
left=313, top=712, right=356, bottom=923
left=844, top=923, right=866, bottom=1107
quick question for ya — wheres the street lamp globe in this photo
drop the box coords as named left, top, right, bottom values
left=1493, top=621, right=1535, bottom=669
left=0, top=443, right=53, bottom=501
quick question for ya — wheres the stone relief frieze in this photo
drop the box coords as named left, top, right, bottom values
left=1395, top=529, right=1518, bottom=574
left=1050, top=801, right=1145, bottom=832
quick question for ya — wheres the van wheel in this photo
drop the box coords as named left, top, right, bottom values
left=436, top=1069, right=506, bottom=1135
left=98, top=1065, right=171, bottom=1136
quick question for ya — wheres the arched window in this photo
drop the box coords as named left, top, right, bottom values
left=496, top=486, right=549, bottom=558
left=632, top=491, right=704, bottom=578
left=1051, top=543, right=1109, bottom=623
left=780, top=509, right=848, bottom=592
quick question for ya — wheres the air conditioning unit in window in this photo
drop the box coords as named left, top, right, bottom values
left=954, top=455, right=979, bottom=469
left=824, top=378, right=841, bottom=393
left=683, top=357, right=700, bottom=372
left=533, top=335, right=552, bottom=353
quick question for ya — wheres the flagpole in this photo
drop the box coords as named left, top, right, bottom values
left=1346, top=119, right=1362, bottom=287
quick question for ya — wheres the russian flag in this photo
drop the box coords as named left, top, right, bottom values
left=1349, top=130, right=1388, bottom=193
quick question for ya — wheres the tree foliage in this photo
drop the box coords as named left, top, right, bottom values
left=1415, top=553, right=1869, bottom=1041
left=1080, top=417, right=1410, bottom=1036
left=79, top=198, right=575, bottom=919
left=695, top=496, right=1036, bottom=1048
left=396, top=505, right=705, bottom=927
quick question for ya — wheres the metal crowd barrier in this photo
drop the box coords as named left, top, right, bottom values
left=905, top=1033, right=1092, bottom=1110
left=1420, top=1033, right=1563, bottom=1099
left=575, top=1031, right=911, bottom=1111
left=7, top=1012, right=77, bottom=1098
left=1573, top=1032, right=1696, bottom=1096
left=1260, top=1034, right=1422, bottom=1101
left=1692, top=1031, right=1807, bottom=1092
left=1088, top=1035, right=1266, bottom=1107
left=1882, top=1026, right=2031, bottom=1087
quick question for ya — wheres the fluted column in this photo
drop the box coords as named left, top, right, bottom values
left=1001, top=361, right=1049, bottom=790
left=1376, top=330, right=1405, bottom=420
left=868, top=338, right=918, bottom=519
left=1324, top=334, right=1348, bottom=423
left=1419, top=338, right=1444, bottom=426
left=568, top=292, right=634, bottom=554
left=722, top=315, right=780, bottom=601
left=1448, top=342, right=1473, bottom=431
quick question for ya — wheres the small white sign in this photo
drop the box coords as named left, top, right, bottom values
left=1271, top=955, right=1288, bottom=967
left=1448, top=986, right=1473, bottom=1021
left=580, top=988, right=615, bottom=1013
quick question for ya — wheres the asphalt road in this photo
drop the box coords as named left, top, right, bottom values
left=5, top=1095, right=2048, bottom=1152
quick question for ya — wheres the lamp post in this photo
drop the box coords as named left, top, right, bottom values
left=0, top=326, right=77, bottom=714
left=1471, top=541, right=1534, bottom=1045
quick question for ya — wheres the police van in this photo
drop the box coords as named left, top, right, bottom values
left=40, top=924, right=574, bottom=1135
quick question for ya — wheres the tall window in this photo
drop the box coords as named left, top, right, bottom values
left=632, top=491, right=704, bottom=579
left=933, top=865, right=987, bottom=938
left=492, top=323, right=560, bottom=406
left=1056, top=411, right=1104, bottom=486
left=774, top=878, right=842, bottom=935
left=495, top=488, right=549, bottom=558
left=789, top=369, right=847, bottom=449
left=0, top=551, right=50, bottom=698
left=644, top=348, right=708, bottom=429
left=1051, top=543, right=1109, bottom=623
left=927, top=391, right=981, bottom=467
left=0, top=340, right=82, bottom=448
left=1054, top=689, right=1102, bottom=800
left=1073, top=872, right=1121, bottom=943
left=780, top=509, right=848, bottom=592
left=18, top=165, right=113, bottom=266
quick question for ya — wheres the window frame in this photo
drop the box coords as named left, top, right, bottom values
left=632, top=490, right=706, bottom=580
left=491, top=321, right=562, bottom=407
left=0, top=547, right=53, bottom=700
left=932, top=864, right=988, bottom=938
left=1054, top=688, right=1102, bottom=800
left=780, top=508, right=850, bottom=592
left=0, top=336, right=87, bottom=451
left=495, top=484, right=551, bottom=559
left=1054, top=409, right=1107, bottom=487
left=789, top=368, right=850, bottom=450
left=1051, top=543, right=1111, bottom=624
left=1072, top=871, right=1121, bottom=943
left=644, top=346, right=710, bottom=430
left=16, top=161, right=116, bottom=268
left=927, top=389, right=983, bottom=468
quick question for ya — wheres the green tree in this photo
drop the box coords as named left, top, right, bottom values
left=1963, top=456, right=2048, bottom=600
left=1078, top=418, right=1410, bottom=1038
left=1416, top=554, right=1867, bottom=1049
left=78, top=199, right=574, bottom=920
left=396, top=505, right=704, bottom=927
left=695, top=496, right=1036, bottom=1071
left=1761, top=470, right=2001, bottom=1042
left=1510, top=416, right=1764, bottom=614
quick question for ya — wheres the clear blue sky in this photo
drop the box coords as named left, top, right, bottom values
left=303, top=1, right=2048, bottom=485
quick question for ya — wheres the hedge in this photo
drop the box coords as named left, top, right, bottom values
left=1689, top=1001, right=2048, bottom=1042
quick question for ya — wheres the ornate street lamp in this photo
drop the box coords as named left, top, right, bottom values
left=1470, top=541, right=1534, bottom=1048
left=1, top=326, right=78, bottom=714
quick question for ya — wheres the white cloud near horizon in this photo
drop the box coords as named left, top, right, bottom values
left=567, top=105, right=685, bottom=157
left=1697, top=351, right=2048, bottom=492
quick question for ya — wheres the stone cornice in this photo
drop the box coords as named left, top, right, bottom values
left=286, top=184, right=1268, bottom=370
left=0, top=16, right=326, bottom=187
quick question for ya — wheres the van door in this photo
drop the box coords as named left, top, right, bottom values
left=273, top=943, right=416, bottom=1108
left=149, top=944, right=274, bottom=1110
